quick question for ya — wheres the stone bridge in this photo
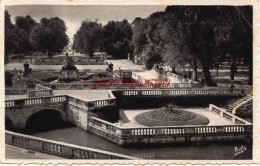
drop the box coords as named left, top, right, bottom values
left=5, top=92, right=117, bottom=130
left=5, top=88, right=245, bottom=130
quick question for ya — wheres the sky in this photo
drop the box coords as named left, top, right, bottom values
left=5, top=5, right=166, bottom=43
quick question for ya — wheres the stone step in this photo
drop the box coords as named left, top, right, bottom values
left=225, top=95, right=252, bottom=111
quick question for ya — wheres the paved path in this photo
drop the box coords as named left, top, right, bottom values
left=6, top=144, right=64, bottom=159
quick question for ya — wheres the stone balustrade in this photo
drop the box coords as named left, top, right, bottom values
left=5, top=95, right=67, bottom=108
left=209, top=104, right=252, bottom=125
left=29, top=82, right=203, bottom=90
left=5, top=130, right=137, bottom=159
left=89, top=117, right=251, bottom=137
left=132, top=71, right=199, bottom=84
left=88, top=116, right=252, bottom=145
left=66, top=94, right=116, bottom=111
left=165, top=71, right=197, bottom=83
left=120, top=89, right=245, bottom=97
left=32, top=59, right=105, bottom=65
left=232, top=98, right=253, bottom=114
left=5, top=94, right=116, bottom=110
left=27, top=84, right=36, bottom=89
left=28, top=89, right=54, bottom=98
left=35, top=84, right=52, bottom=90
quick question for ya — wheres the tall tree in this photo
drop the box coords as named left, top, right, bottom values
left=103, top=19, right=132, bottom=59
left=234, top=7, right=252, bottom=85
left=73, top=20, right=103, bottom=57
left=4, top=10, right=15, bottom=63
left=15, top=15, right=37, bottom=34
left=30, top=17, right=69, bottom=58
left=131, top=17, right=148, bottom=57
left=5, top=10, right=31, bottom=63
left=15, top=15, right=38, bottom=54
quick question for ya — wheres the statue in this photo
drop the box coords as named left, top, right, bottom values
left=106, top=62, right=114, bottom=72
left=23, top=62, right=31, bottom=76
left=62, top=56, right=77, bottom=70
left=59, top=54, right=79, bottom=81
left=65, top=52, right=69, bottom=61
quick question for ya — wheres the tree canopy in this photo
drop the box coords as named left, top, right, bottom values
left=5, top=11, right=69, bottom=61
left=131, top=6, right=252, bottom=86
left=15, top=15, right=37, bottom=34
left=30, top=17, right=69, bottom=58
left=72, top=20, right=103, bottom=57
left=5, top=11, right=31, bottom=63
left=72, top=19, right=133, bottom=59
left=103, top=19, right=133, bottom=59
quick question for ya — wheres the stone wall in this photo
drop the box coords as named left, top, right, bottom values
left=6, top=130, right=137, bottom=159
left=87, top=112, right=252, bottom=146
left=32, top=59, right=105, bottom=65
left=112, top=89, right=245, bottom=108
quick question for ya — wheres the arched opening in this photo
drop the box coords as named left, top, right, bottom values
left=5, top=117, right=14, bottom=130
left=25, top=109, right=73, bottom=133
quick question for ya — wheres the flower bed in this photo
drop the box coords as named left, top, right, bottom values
left=135, top=105, right=209, bottom=126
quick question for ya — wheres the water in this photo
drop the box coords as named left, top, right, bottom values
left=31, top=127, right=252, bottom=159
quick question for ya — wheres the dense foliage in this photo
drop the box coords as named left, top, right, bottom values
left=4, top=10, right=69, bottom=61
left=5, top=6, right=252, bottom=85
left=73, top=19, right=133, bottom=59
left=131, top=6, right=252, bottom=86
left=72, top=20, right=103, bottom=57
left=30, top=17, right=69, bottom=58
left=5, top=11, right=31, bottom=63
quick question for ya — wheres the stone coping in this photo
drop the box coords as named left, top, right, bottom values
left=6, top=130, right=139, bottom=160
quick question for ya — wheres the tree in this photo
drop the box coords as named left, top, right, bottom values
left=30, top=17, right=69, bottom=58
left=15, top=15, right=37, bottom=34
left=5, top=10, right=15, bottom=63
left=131, top=17, right=148, bottom=58
left=162, top=6, right=247, bottom=86
left=103, top=20, right=133, bottom=59
left=131, top=6, right=252, bottom=86
left=234, top=7, right=252, bottom=85
left=5, top=10, right=31, bottom=63
left=73, top=20, right=103, bottom=57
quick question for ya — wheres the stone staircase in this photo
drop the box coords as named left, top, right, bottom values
left=225, top=95, right=253, bottom=112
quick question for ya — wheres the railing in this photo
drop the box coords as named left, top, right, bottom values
left=5, top=95, right=67, bottom=109
left=35, top=84, right=52, bottom=90
left=5, top=88, right=28, bottom=94
left=120, top=89, right=245, bottom=97
left=66, top=94, right=116, bottom=111
left=5, top=130, right=138, bottom=159
left=32, top=59, right=105, bottom=65
left=232, top=98, right=253, bottom=114
left=165, top=71, right=198, bottom=84
left=27, top=84, right=36, bottom=89
left=209, top=104, right=251, bottom=125
left=5, top=83, right=36, bottom=95
left=28, top=90, right=53, bottom=98
left=88, top=117, right=252, bottom=138
left=39, top=82, right=202, bottom=90
left=27, top=84, right=54, bottom=98
left=132, top=71, right=200, bottom=84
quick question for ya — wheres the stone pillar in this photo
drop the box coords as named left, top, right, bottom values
left=104, top=54, right=107, bottom=64
left=128, top=53, right=130, bottom=60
